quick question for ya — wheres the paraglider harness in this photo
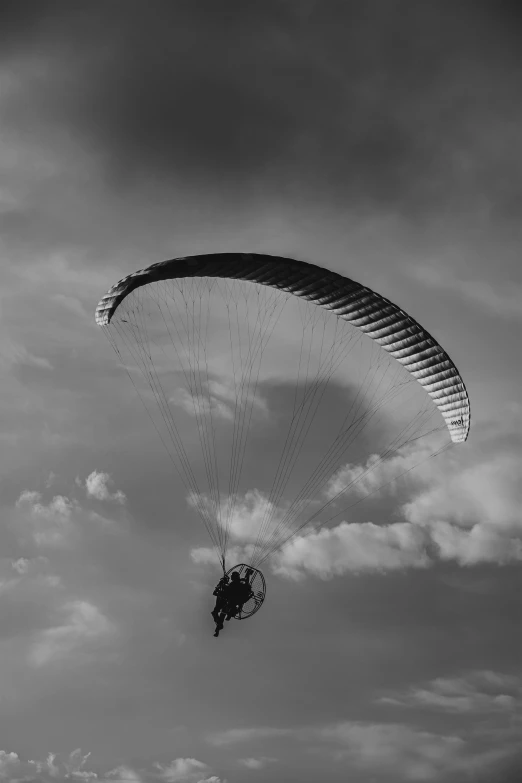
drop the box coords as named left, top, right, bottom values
left=212, top=567, right=255, bottom=628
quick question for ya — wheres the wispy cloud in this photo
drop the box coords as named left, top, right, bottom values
left=1, top=555, right=59, bottom=595
left=16, top=491, right=77, bottom=548
left=207, top=719, right=518, bottom=781
left=0, top=338, right=53, bottom=369
left=237, top=757, right=276, bottom=770
left=63, top=749, right=98, bottom=780
left=170, top=377, right=268, bottom=423
left=411, top=265, right=522, bottom=320
left=14, top=476, right=125, bottom=551
left=207, top=726, right=292, bottom=747
left=190, top=544, right=255, bottom=570
left=378, top=670, right=522, bottom=714
left=319, top=721, right=466, bottom=781
left=28, top=600, right=113, bottom=667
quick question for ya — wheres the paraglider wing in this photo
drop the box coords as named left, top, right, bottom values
left=97, top=253, right=469, bottom=443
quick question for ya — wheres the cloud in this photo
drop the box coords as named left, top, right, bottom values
left=2, top=0, right=521, bottom=224
left=52, top=293, right=90, bottom=321
left=277, top=436, right=522, bottom=577
left=154, top=759, right=214, bottom=783
left=325, top=440, right=438, bottom=501
left=11, top=557, right=30, bottom=574
left=170, top=388, right=233, bottom=422
left=83, top=471, right=126, bottom=504
left=403, top=451, right=522, bottom=565
left=104, top=767, right=142, bottom=783
left=207, top=727, right=291, bottom=747
left=0, top=753, right=228, bottom=783
left=0, top=338, right=53, bottom=369
left=403, top=453, right=522, bottom=531
left=188, top=488, right=284, bottom=546
left=0, top=751, right=20, bottom=778
left=28, top=600, right=113, bottom=667
left=64, top=750, right=97, bottom=780
left=378, top=670, right=522, bottom=714
left=208, top=720, right=518, bottom=781
left=411, top=265, right=522, bottom=320
left=1, top=555, right=60, bottom=596
left=237, top=757, right=276, bottom=770
left=169, top=372, right=268, bottom=425
left=29, top=752, right=61, bottom=778
left=0, top=576, right=19, bottom=595
left=16, top=490, right=76, bottom=547
left=13, top=485, right=118, bottom=549
left=322, top=720, right=522, bottom=782
left=28, top=751, right=100, bottom=781
left=273, top=519, right=430, bottom=579
left=320, top=721, right=466, bottom=781
left=190, top=544, right=256, bottom=572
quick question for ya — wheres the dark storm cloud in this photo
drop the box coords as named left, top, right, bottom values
left=2, top=0, right=522, bottom=214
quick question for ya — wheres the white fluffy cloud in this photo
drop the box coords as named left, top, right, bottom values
left=274, top=438, right=522, bottom=577
left=83, top=471, right=126, bottom=504
left=273, top=520, right=430, bottom=579
left=188, top=488, right=284, bottom=545
left=325, top=441, right=438, bottom=501
left=28, top=600, right=113, bottom=667
left=0, top=750, right=20, bottom=778
left=403, top=453, right=521, bottom=530
left=402, top=451, right=522, bottom=565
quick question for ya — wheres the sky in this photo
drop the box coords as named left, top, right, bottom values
left=0, top=1, right=521, bottom=782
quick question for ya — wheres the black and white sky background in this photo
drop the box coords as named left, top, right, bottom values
left=0, top=2, right=521, bottom=782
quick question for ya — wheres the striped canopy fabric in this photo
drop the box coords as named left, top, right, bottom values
left=96, top=253, right=470, bottom=443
